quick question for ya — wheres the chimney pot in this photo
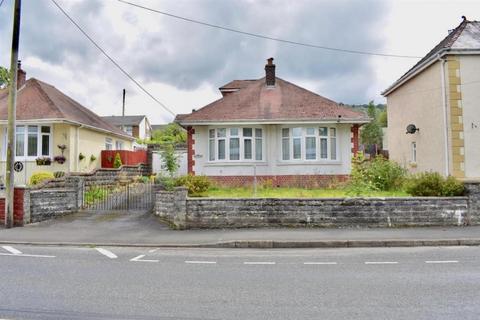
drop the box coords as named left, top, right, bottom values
left=17, top=60, right=26, bottom=90
left=265, top=57, right=276, bottom=87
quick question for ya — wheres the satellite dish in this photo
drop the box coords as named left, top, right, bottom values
left=406, top=124, right=419, bottom=134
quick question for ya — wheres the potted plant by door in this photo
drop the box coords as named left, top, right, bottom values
left=54, top=155, right=66, bottom=164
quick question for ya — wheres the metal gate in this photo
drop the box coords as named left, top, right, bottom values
left=82, top=182, right=154, bottom=211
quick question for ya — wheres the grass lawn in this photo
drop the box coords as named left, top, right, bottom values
left=202, top=187, right=409, bottom=198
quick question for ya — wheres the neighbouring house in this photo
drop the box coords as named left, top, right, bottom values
left=175, top=58, right=369, bottom=187
left=0, top=62, right=135, bottom=185
left=382, top=17, right=480, bottom=179
left=102, top=115, right=152, bottom=140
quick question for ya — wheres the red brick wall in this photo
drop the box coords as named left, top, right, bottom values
left=187, top=126, right=195, bottom=175
left=351, top=124, right=360, bottom=155
left=209, top=175, right=349, bottom=188
left=101, top=150, right=147, bottom=168
left=0, top=187, right=26, bottom=226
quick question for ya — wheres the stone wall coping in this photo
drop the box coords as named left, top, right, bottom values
left=30, top=188, right=76, bottom=194
left=185, top=196, right=469, bottom=201
left=463, top=180, right=480, bottom=184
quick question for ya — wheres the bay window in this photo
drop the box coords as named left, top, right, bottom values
left=281, top=126, right=338, bottom=161
left=209, top=127, right=263, bottom=162
left=14, top=125, right=51, bottom=158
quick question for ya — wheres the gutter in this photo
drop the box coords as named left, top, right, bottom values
left=177, top=118, right=371, bottom=126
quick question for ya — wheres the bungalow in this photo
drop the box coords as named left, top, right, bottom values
left=382, top=17, right=480, bottom=179
left=0, top=63, right=134, bottom=185
left=175, top=58, right=369, bottom=187
left=102, top=115, right=152, bottom=140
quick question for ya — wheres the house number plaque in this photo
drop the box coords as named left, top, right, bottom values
left=14, top=161, right=24, bottom=172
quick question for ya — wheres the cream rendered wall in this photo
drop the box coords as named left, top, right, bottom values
left=193, top=124, right=351, bottom=176
left=386, top=61, right=446, bottom=174
left=459, top=55, right=480, bottom=178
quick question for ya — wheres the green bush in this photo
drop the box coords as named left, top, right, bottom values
left=29, top=172, right=55, bottom=185
left=175, top=174, right=211, bottom=196
left=350, top=153, right=406, bottom=192
left=155, top=175, right=176, bottom=191
left=405, top=172, right=464, bottom=196
left=113, top=153, right=122, bottom=168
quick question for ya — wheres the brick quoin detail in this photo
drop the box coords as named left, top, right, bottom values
left=351, top=124, right=359, bottom=155
left=0, top=188, right=26, bottom=226
left=209, top=175, right=349, bottom=188
left=187, top=126, right=196, bottom=175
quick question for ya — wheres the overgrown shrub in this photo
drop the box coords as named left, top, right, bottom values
left=405, top=172, right=464, bottom=196
left=113, top=153, right=122, bottom=168
left=349, top=153, right=406, bottom=192
left=161, top=143, right=179, bottom=177
left=175, top=174, right=211, bottom=196
left=155, top=175, right=176, bottom=191
left=29, top=172, right=55, bottom=185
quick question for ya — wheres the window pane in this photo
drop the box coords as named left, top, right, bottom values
left=28, top=125, right=38, bottom=134
left=209, top=139, right=215, bottom=161
left=293, top=138, right=301, bottom=159
left=255, top=138, right=262, bottom=160
left=330, top=138, right=337, bottom=160
left=16, top=126, right=24, bottom=134
left=243, top=128, right=252, bottom=137
left=282, top=138, right=289, bottom=160
left=209, top=129, right=215, bottom=139
left=319, top=127, right=328, bottom=136
left=255, top=128, right=262, bottom=138
left=218, top=140, right=225, bottom=160
left=306, top=128, right=315, bottom=135
left=230, top=128, right=239, bottom=136
left=282, top=128, right=289, bottom=138
left=229, top=138, right=239, bottom=160
left=28, top=133, right=38, bottom=157
left=16, top=132, right=24, bottom=156
left=292, top=127, right=302, bottom=137
left=217, top=128, right=226, bottom=138
left=306, top=137, right=316, bottom=160
left=42, top=135, right=49, bottom=156
left=320, top=138, right=328, bottom=159
left=330, top=128, right=336, bottom=137
left=244, top=139, right=252, bottom=159
left=41, top=126, right=50, bottom=133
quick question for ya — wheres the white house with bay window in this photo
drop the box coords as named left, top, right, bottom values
left=176, top=59, right=369, bottom=187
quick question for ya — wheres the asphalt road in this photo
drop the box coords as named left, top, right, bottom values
left=0, top=245, right=479, bottom=320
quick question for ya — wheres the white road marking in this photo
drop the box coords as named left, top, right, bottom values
left=130, top=254, right=159, bottom=263
left=185, top=260, right=217, bottom=264
left=148, top=248, right=159, bottom=253
left=365, top=261, right=398, bottom=265
left=425, top=260, right=459, bottom=264
left=0, top=253, right=55, bottom=258
left=95, top=248, right=118, bottom=259
left=244, top=261, right=276, bottom=265
left=2, top=246, right=22, bottom=255
left=303, top=262, right=338, bottom=265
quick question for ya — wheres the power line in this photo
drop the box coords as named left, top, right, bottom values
left=50, top=0, right=176, bottom=117
left=117, top=0, right=423, bottom=60
left=0, top=0, right=5, bottom=8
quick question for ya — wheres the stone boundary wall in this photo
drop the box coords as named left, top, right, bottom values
left=154, top=188, right=476, bottom=229
left=28, top=188, right=79, bottom=223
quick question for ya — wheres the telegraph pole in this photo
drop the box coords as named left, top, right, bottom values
left=5, top=0, right=22, bottom=228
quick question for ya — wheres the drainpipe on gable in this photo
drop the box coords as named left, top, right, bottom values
left=75, top=125, right=84, bottom=172
left=439, top=54, right=450, bottom=176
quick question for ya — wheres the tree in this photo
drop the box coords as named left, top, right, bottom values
left=378, top=108, right=388, bottom=128
left=361, top=101, right=383, bottom=147
left=149, top=123, right=186, bottom=145
left=161, top=143, right=179, bottom=178
left=113, top=153, right=123, bottom=168
left=0, top=66, right=10, bottom=89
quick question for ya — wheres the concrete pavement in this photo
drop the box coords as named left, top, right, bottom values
left=0, top=245, right=479, bottom=319
left=0, top=210, right=480, bottom=248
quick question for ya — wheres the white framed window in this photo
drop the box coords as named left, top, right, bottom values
left=105, top=138, right=113, bottom=150
left=411, top=142, right=417, bottom=163
left=115, top=141, right=124, bottom=150
left=13, top=125, right=52, bottom=159
left=281, top=126, right=338, bottom=161
left=123, top=125, right=133, bottom=136
left=208, top=127, right=263, bottom=162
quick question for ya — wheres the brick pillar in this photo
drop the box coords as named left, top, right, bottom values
left=13, top=187, right=26, bottom=226
left=351, top=124, right=360, bottom=156
left=146, top=144, right=154, bottom=176
left=187, top=126, right=195, bottom=175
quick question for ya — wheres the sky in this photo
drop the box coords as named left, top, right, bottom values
left=1, top=0, right=480, bottom=124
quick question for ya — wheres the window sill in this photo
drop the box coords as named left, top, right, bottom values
left=276, top=160, right=342, bottom=166
left=205, top=161, right=268, bottom=167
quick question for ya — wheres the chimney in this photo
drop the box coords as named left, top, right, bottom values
left=265, top=57, right=275, bottom=87
left=17, top=60, right=26, bottom=89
